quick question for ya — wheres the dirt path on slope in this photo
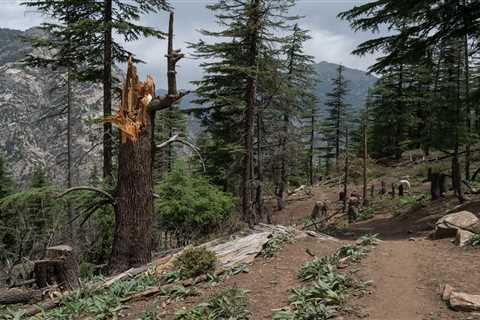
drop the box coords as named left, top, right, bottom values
left=350, top=241, right=427, bottom=320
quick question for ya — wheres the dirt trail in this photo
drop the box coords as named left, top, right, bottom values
left=353, top=241, right=426, bottom=320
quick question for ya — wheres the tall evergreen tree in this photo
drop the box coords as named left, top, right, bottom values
left=325, top=65, right=351, bottom=163
left=191, top=0, right=297, bottom=223
left=276, top=23, right=316, bottom=209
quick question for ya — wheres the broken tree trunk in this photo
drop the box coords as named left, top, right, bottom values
left=107, top=59, right=156, bottom=271
left=34, top=245, right=80, bottom=290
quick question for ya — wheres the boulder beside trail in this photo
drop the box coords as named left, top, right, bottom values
left=434, top=211, right=479, bottom=239
left=449, top=291, right=480, bottom=312
left=442, top=284, right=480, bottom=312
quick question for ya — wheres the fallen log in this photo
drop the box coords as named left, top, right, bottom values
left=0, top=288, right=42, bottom=305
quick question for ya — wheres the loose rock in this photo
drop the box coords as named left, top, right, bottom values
left=434, top=211, right=479, bottom=239
left=450, top=291, right=480, bottom=312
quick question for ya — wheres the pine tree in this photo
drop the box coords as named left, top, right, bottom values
left=275, top=23, right=316, bottom=209
left=325, top=65, right=351, bottom=163
left=191, top=0, right=297, bottom=224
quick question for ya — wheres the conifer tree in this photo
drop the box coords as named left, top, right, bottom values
left=325, top=65, right=351, bottom=163
left=276, top=23, right=316, bottom=209
left=191, top=0, right=297, bottom=223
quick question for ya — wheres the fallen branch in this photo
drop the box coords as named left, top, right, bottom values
left=0, top=288, right=42, bottom=305
left=302, top=209, right=344, bottom=230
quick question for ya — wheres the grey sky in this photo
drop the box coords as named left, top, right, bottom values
left=0, top=0, right=380, bottom=89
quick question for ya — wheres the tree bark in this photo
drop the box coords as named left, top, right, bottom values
left=109, top=60, right=156, bottom=271
left=255, top=110, right=264, bottom=222
left=103, top=0, right=113, bottom=181
left=343, top=126, right=349, bottom=212
left=362, top=106, right=368, bottom=205
left=431, top=172, right=441, bottom=200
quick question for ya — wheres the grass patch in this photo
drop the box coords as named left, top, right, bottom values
left=175, top=288, right=250, bottom=320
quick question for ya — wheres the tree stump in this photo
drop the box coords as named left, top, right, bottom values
left=34, top=245, right=80, bottom=290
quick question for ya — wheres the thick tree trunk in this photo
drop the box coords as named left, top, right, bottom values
left=66, top=68, right=74, bottom=241
left=111, top=121, right=154, bottom=271
left=464, top=30, right=471, bottom=180
left=242, top=0, right=260, bottom=225
left=255, top=111, right=264, bottom=222
left=362, top=109, right=368, bottom=206
left=431, top=172, right=441, bottom=200
left=103, top=0, right=113, bottom=181
left=277, top=113, right=288, bottom=210
left=108, top=59, right=156, bottom=271
left=343, top=127, right=349, bottom=212
left=309, top=112, right=315, bottom=186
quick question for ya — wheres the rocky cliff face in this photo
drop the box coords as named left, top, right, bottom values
left=0, top=27, right=103, bottom=186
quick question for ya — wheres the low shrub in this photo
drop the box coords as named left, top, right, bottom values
left=471, top=233, right=480, bottom=247
left=172, top=246, right=218, bottom=279
left=155, top=167, right=235, bottom=243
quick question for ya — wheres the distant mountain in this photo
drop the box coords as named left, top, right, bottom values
left=313, top=61, right=378, bottom=113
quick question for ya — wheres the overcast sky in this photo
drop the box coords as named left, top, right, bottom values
left=0, top=0, right=380, bottom=89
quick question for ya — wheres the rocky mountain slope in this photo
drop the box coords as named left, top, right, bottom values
left=0, top=27, right=103, bottom=186
left=0, top=27, right=377, bottom=185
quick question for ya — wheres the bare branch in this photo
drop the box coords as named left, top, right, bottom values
left=149, top=91, right=191, bottom=112
left=156, top=134, right=206, bottom=172
left=57, top=187, right=115, bottom=203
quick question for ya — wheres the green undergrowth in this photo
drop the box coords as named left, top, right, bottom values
left=175, top=288, right=250, bottom=320
left=470, top=233, right=480, bottom=247
left=262, top=231, right=296, bottom=258
left=0, top=271, right=200, bottom=320
left=272, top=234, right=379, bottom=320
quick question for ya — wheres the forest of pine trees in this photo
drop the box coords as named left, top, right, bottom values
left=1, top=0, right=480, bottom=296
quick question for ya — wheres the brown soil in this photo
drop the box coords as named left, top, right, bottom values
left=121, top=188, right=480, bottom=320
